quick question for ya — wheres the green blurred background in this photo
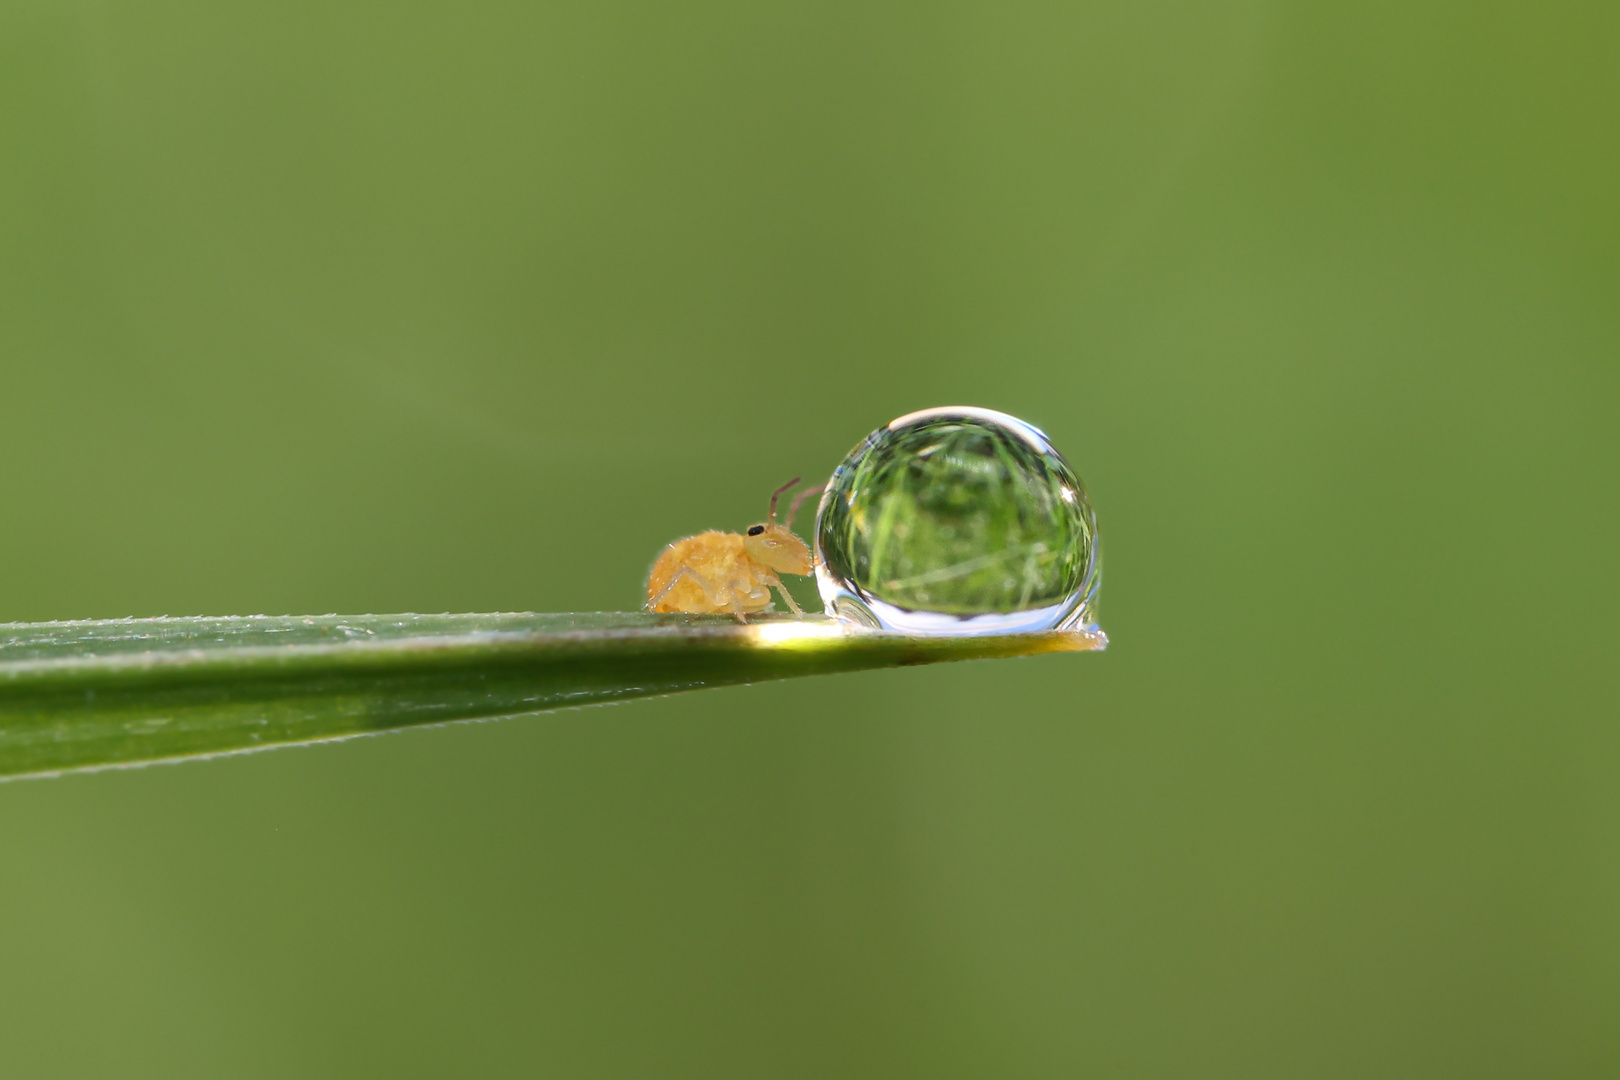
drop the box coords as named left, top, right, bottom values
left=2, top=0, right=1616, bottom=1075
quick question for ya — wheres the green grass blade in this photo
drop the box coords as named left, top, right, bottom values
left=0, top=612, right=1106, bottom=780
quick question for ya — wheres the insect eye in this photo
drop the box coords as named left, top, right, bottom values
left=747, top=525, right=765, bottom=536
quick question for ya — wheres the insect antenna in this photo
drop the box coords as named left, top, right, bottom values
left=785, top=483, right=824, bottom=531
left=767, top=477, right=801, bottom=522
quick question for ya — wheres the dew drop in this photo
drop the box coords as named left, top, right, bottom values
left=814, top=407, right=1101, bottom=635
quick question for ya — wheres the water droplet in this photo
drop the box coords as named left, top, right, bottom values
left=815, top=407, right=1101, bottom=635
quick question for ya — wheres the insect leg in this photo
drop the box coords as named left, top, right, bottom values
left=647, top=565, right=721, bottom=610
left=762, top=571, right=805, bottom=617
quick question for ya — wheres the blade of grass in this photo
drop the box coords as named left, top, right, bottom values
left=0, top=612, right=1106, bottom=780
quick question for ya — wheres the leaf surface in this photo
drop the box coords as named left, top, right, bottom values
left=0, top=612, right=1105, bottom=780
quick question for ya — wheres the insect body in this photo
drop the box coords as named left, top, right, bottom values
left=646, top=478, right=821, bottom=621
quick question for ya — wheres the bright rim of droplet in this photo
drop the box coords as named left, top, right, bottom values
left=814, top=406, right=1101, bottom=636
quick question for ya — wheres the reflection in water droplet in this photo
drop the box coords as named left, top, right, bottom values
left=814, top=407, right=1101, bottom=635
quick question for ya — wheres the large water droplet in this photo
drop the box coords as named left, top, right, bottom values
left=815, top=407, right=1100, bottom=635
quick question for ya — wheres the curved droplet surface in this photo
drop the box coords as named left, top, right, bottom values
left=815, top=407, right=1100, bottom=635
